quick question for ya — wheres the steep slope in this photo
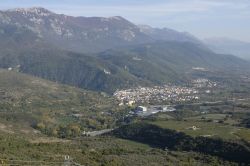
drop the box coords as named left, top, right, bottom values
left=98, top=41, right=250, bottom=84
left=0, top=7, right=152, bottom=53
left=204, top=38, right=250, bottom=60
left=0, top=47, right=142, bottom=93
left=0, top=24, right=144, bottom=93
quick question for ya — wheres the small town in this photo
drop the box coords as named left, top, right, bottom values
left=114, top=79, right=217, bottom=105
left=192, top=78, right=217, bottom=88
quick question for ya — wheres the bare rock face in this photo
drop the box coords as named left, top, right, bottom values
left=0, top=7, right=204, bottom=53
left=0, top=7, right=152, bottom=53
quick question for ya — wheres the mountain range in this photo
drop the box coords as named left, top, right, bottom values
left=138, top=24, right=202, bottom=44
left=0, top=7, right=203, bottom=53
left=0, top=7, right=249, bottom=93
left=0, top=7, right=152, bottom=53
left=204, top=38, right=250, bottom=60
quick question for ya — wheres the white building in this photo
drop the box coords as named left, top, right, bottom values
left=137, top=106, right=147, bottom=112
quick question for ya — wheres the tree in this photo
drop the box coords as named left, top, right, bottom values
left=36, top=122, right=46, bottom=131
left=67, top=124, right=81, bottom=137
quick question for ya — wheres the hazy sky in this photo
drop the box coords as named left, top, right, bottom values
left=1, top=0, right=250, bottom=42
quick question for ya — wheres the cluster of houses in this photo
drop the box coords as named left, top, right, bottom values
left=114, top=85, right=200, bottom=105
left=192, top=78, right=217, bottom=88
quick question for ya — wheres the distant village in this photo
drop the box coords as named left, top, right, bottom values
left=114, top=78, right=217, bottom=106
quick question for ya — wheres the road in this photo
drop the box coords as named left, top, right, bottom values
left=85, top=129, right=114, bottom=137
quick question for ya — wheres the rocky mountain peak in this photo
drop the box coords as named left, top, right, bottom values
left=7, top=7, right=53, bottom=16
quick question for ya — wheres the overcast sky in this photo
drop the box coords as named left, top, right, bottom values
left=1, top=0, right=250, bottom=42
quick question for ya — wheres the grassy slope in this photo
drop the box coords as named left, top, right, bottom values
left=0, top=69, right=124, bottom=133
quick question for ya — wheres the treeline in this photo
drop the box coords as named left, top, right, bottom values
left=34, top=122, right=81, bottom=138
left=110, top=122, right=250, bottom=164
left=33, top=120, right=114, bottom=138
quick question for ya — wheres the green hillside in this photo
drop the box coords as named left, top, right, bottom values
left=0, top=69, right=127, bottom=137
left=111, top=122, right=250, bottom=164
left=99, top=41, right=249, bottom=73
left=1, top=39, right=249, bottom=94
left=98, top=41, right=250, bottom=86
left=0, top=37, right=143, bottom=93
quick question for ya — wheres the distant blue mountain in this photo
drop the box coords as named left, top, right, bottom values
left=204, top=38, right=250, bottom=60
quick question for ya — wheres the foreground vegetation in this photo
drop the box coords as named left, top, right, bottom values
left=0, top=132, right=241, bottom=166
